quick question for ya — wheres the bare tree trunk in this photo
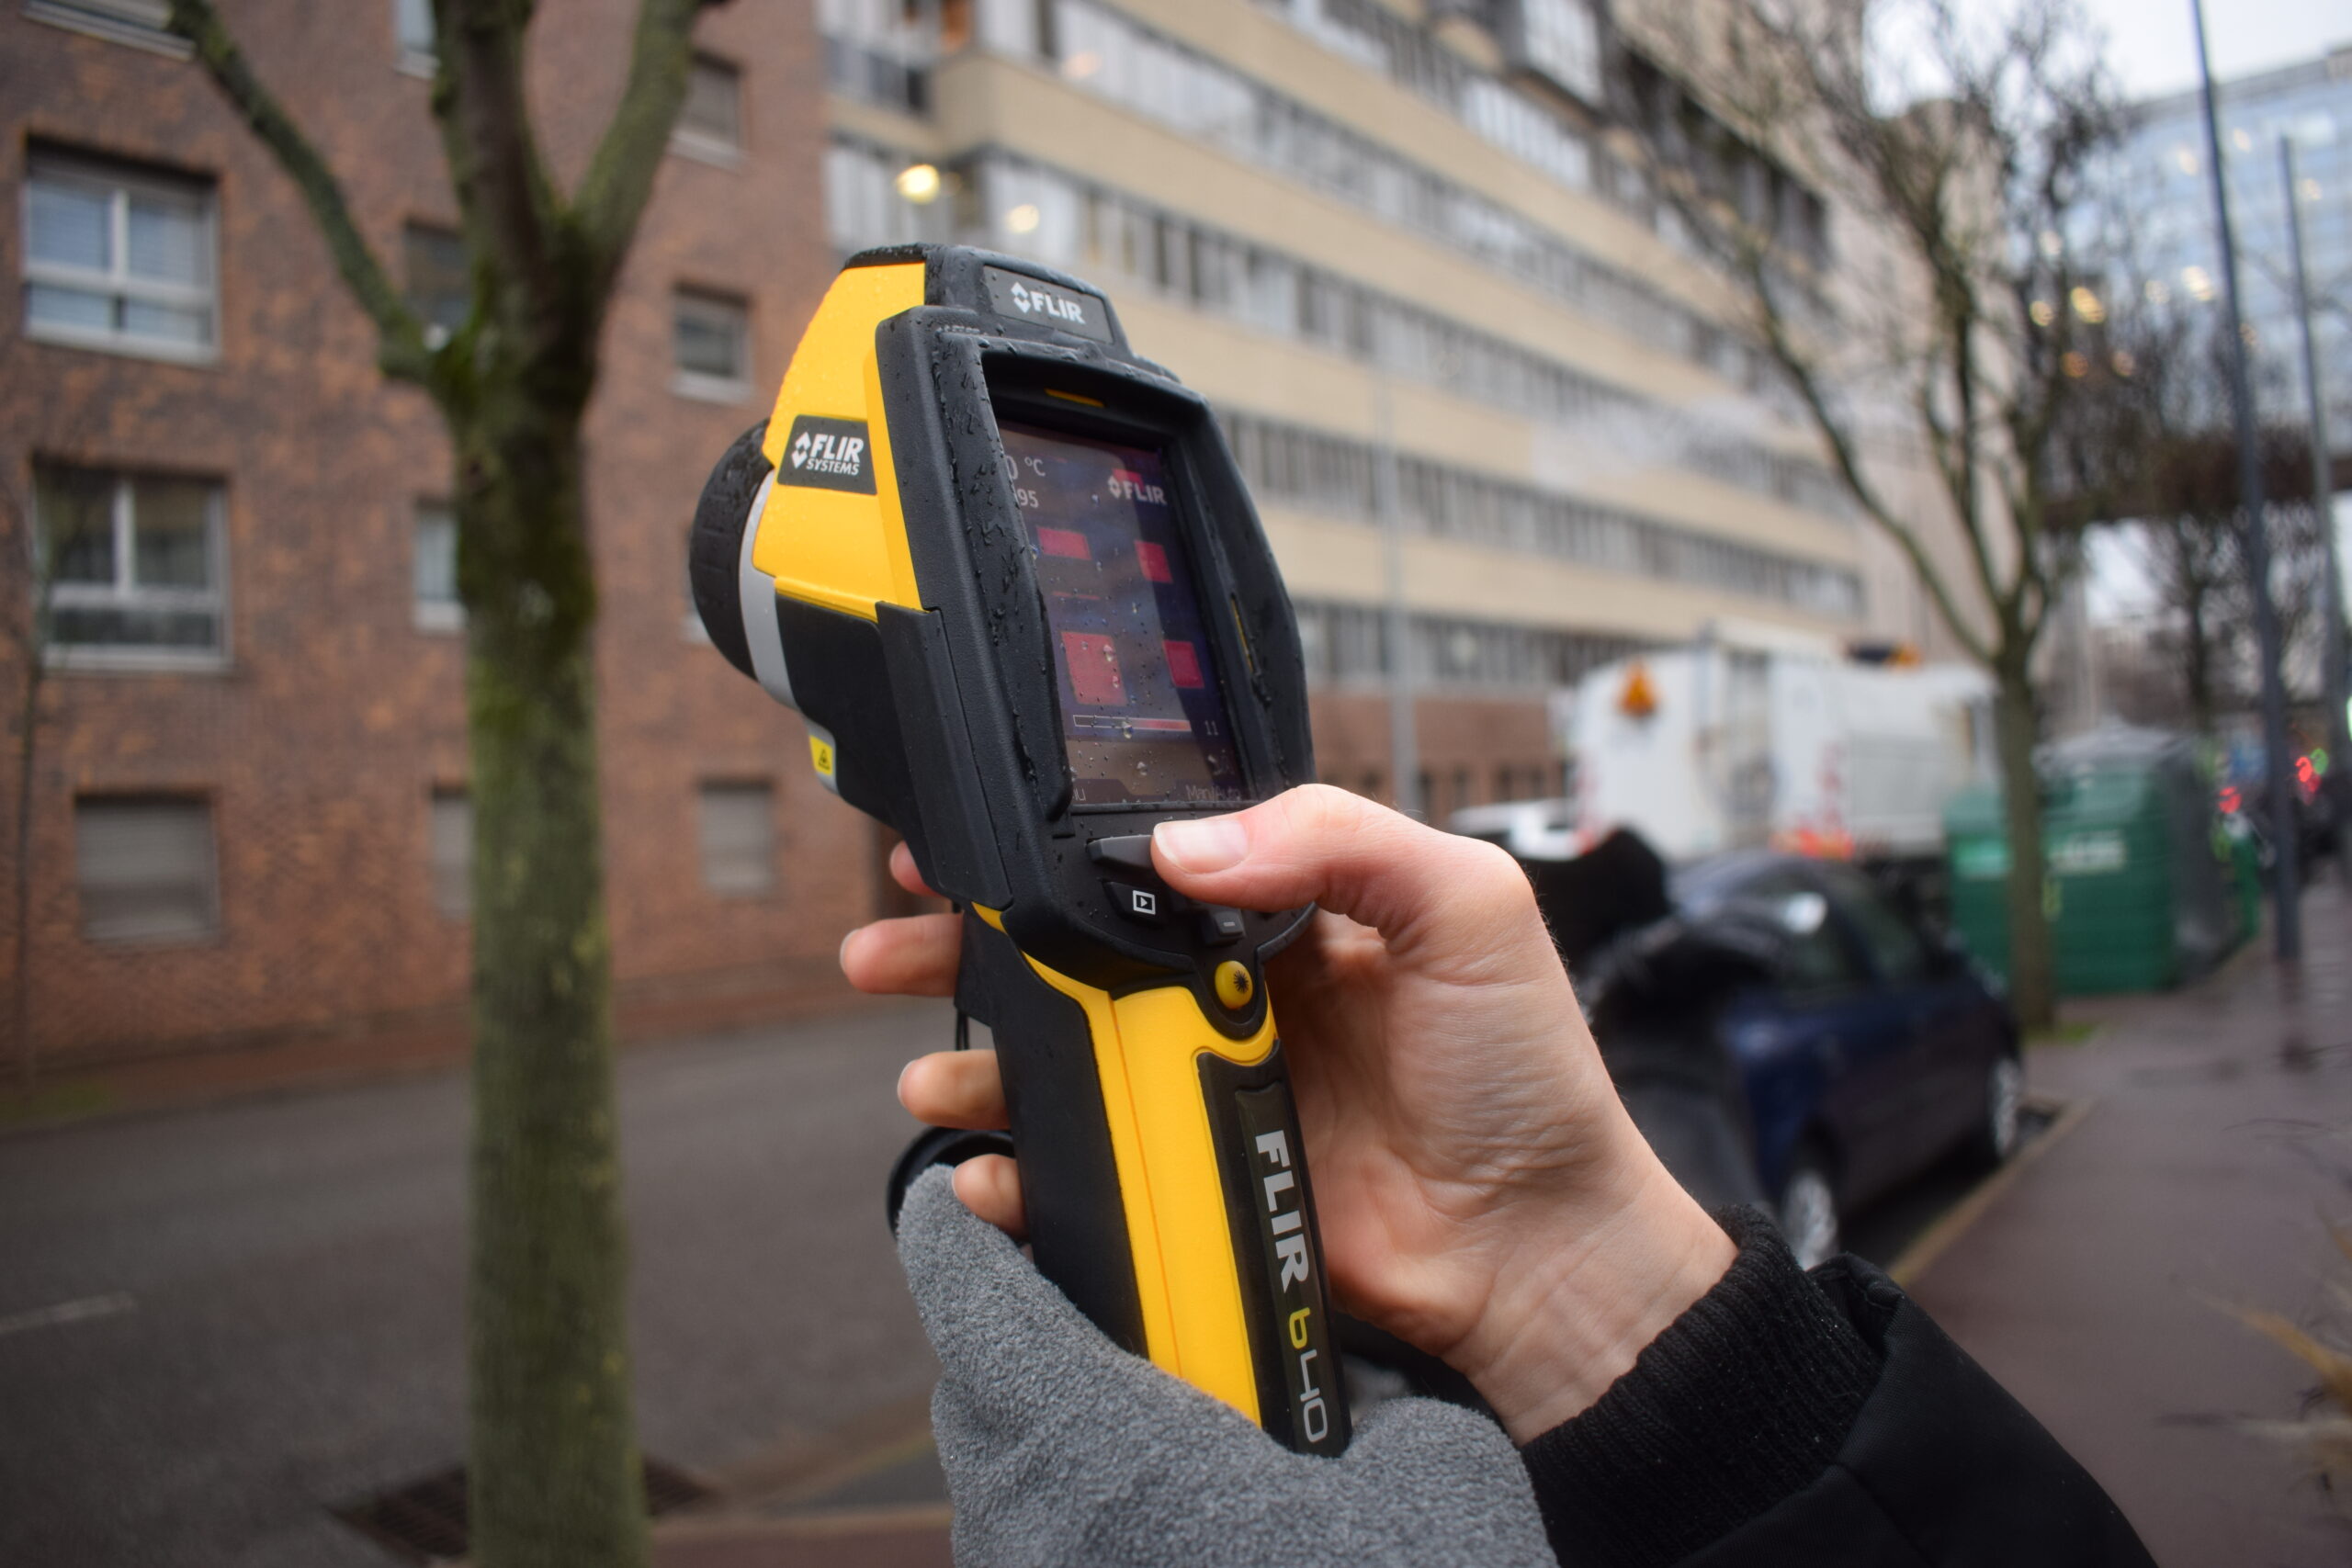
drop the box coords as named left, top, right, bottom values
left=1992, top=661, right=2056, bottom=1030
left=459, top=413, right=646, bottom=1568
left=2182, top=584, right=2215, bottom=737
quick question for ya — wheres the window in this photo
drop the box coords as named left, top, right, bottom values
left=1817, top=864, right=1928, bottom=985
left=672, top=288, right=751, bottom=400
left=1508, top=0, right=1604, bottom=105
left=429, top=789, right=471, bottom=918
left=413, top=502, right=460, bottom=632
left=24, top=152, right=217, bottom=360
left=24, top=0, right=187, bottom=54
left=1733, top=869, right=1859, bottom=992
left=34, top=464, right=226, bottom=666
left=74, top=796, right=218, bottom=943
left=394, top=0, right=435, bottom=66
left=673, top=54, right=743, bottom=158
left=403, top=223, right=469, bottom=347
left=699, top=782, right=775, bottom=896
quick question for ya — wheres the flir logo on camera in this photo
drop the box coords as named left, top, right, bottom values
left=1107, top=469, right=1166, bottom=506
left=779, top=415, right=876, bottom=495
left=981, top=265, right=1115, bottom=343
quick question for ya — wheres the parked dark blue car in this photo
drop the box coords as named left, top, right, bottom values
left=1670, top=852, right=2022, bottom=1265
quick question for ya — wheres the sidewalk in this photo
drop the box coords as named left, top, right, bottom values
left=1909, top=880, right=2352, bottom=1565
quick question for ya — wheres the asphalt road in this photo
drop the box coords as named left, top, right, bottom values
left=0, top=1000, right=953, bottom=1568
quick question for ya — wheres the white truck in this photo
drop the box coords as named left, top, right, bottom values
left=1562, top=627, right=1992, bottom=868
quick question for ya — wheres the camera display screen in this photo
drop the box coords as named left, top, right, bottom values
left=998, top=418, right=1248, bottom=807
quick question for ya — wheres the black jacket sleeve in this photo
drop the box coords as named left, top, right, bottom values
left=1518, top=1209, right=2153, bottom=1568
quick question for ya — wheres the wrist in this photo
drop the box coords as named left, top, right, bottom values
left=1448, top=1145, right=1737, bottom=1442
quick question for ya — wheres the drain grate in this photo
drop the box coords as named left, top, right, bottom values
left=332, top=1457, right=714, bottom=1563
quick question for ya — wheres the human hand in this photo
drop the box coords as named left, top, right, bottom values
left=842, top=784, right=1734, bottom=1439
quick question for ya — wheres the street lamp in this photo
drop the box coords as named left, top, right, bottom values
left=2188, top=0, right=2302, bottom=960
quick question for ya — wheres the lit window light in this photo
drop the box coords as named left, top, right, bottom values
left=2110, top=350, right=2136, bottom=378
left=2301, top=177, right=2323, bottom=202
left=2172, top=146, right=2199, bottom=175
left=2030, top=299, right=2057, bottom=326
left=1062, top=51, right=1102, bottom=79
left=2144, top=278, right=2171, bottom=305
left=1004, top=203, right=1042, bottom=234
left=2062, top=351, right=2089, bottom=378
left=2070, top=286, right=2105, bottom=324
left=2231, top=128, right=2252, bottom=153
left=894, top=163, right=942, bottom=204
left=2038, top=229, right=2064, bottom=259
left=2182, top=265, right=2215, bottom=301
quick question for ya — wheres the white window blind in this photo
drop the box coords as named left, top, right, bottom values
left=413, top=502, right=461, bottom=632
left=74, top=796, right=218, bottom=942
left=673, top=288, right=751, bottom=400
left=675, top=55, right=743, bottom=155
left=429, top=790, right=471, bottom=918
left=699, top=782, right=775, bottom=896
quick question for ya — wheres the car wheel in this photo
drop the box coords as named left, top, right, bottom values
left=1779, top=1147, right=1840, bottom=1269
left=1968, top=1054, right=2024, bottom=1168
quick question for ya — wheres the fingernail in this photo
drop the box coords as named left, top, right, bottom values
left=1155, top=816, right=1250, bottom=874
left=896, top=1057, right=916, bottom=1108
left=839, top=927, right=862, bottom=970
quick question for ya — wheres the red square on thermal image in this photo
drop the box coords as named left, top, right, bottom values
left=1163, top=639, right=1204, bottom=689
left=1037, top=526, right=1091, bottom=559
left=1136, top=540, right=1173, bottom=583
left=1062, top=632, right=1125, bottom=705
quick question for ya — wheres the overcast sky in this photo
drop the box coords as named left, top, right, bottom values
left=2081, top=0, right=2347, bottom=99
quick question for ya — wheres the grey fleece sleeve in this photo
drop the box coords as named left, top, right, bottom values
left=895, top=1167, right=1555, bottom=1568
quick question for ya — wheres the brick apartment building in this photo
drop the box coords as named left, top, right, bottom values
left=1, top=0, right=874, bottom=1075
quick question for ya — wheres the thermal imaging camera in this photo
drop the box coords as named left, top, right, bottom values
left=688, top=245, right=1348, bottom=1454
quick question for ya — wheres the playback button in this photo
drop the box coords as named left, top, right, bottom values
left=1103, top=880, right=1168, bottom=925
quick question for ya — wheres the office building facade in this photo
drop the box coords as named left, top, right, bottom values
left=2103, top=42, right=2352, bottom=437
left=820, top=0, right=1932, bottom=818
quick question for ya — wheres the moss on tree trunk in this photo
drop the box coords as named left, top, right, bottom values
left=457, top=415, right=646, bottom=1568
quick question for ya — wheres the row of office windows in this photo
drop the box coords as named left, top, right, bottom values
left=1293, top=598, right=1646, bottom=694
left=26, top=433, right=1848, bottom=676
left=24, top=146, right=758, bottom=385
left=1261, top=0, right=1835, bottom=279
left=822, top=0, right=1826, bottom=327
left=1220, top=412, right=1863, bottom=621
left=949, top=146, right=1849, bottom=518
left=1041, top=0, right=1782, bottom=400
left=64, top=783, right=783, bottom=947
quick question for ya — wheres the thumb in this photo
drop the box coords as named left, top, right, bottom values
left=1149, top=784, right=1540, bottom=951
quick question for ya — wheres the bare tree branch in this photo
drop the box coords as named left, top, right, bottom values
left=164, top=0, right=434, bottom=385
left=428, top=0, right=566, bottom=352
left=571, top=0, right=720, bottom=294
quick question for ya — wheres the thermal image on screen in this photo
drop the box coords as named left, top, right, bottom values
left=998, top=418, right=1247, bottom=807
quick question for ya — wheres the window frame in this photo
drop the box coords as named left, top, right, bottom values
left=393, top=0, right=435, bottom=73
left=73, top=794, right=221, bottom=946
left=697, top=779, right=778, bottom=897
left=671, top=52, right=745, bottom=165
left=22, top=0, right=190, bottom=56
left=23, top=152, right=220, bottom=365
left=428, top=786, right=472, bottom=919
left=33, top=464, right=231, bottom=672
left=412, top=500, right=463, bottom=634
left=670, top=285, right=753, bottom=403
